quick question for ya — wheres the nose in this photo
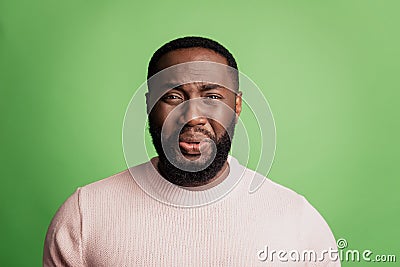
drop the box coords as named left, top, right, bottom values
left=179, top=100, right=207, bottom=126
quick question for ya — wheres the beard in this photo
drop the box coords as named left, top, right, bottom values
left=148, top=118, right=236, bottom=186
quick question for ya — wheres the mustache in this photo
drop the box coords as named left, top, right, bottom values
left=178, top=126, right=216, bottom=141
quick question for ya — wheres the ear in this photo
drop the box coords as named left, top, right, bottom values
left=145, top=92, right=150, bottom=114
left=235, top=91, right=242, bottom=124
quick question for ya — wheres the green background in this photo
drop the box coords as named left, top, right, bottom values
left=1, top=0, right=399, bottom=266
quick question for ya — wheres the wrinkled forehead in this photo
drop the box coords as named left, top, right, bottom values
left=147, top=61, right=238, bottom=99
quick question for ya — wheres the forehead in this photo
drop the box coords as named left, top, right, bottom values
left=147, top=48, right=237, bottom=100
left=148, top=61, right=237, bottom=98
left=156, top=47, right=229, bottom=71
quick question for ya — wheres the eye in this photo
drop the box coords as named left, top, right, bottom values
left=205, top=95, right=222, bottom=100
left=202, top=95, right=223, bottom=106
left=162, top=94, right=184, bottom=103
left=164, top=95, right=180, bottom=99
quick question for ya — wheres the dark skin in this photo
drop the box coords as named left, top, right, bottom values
left=147, top=47, right=242, bottom=188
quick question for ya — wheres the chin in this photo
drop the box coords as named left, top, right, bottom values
left=148, top=117, right=236, bottom=185
left=171, top=148, right=215, bottom=171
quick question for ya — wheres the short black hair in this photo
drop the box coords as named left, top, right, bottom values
left=147, top=36, right=238, bottom=82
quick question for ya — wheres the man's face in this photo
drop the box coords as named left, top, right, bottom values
left=147, top=48, right=242, bottom=186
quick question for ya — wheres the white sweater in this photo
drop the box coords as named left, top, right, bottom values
left=44, top=156, right=340, bottom=266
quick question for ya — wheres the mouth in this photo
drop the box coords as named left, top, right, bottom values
left=178, top=134, right=213, bottom=156
left=179, top=141, right=201, bottom=155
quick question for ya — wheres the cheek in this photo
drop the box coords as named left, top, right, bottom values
left=207, top=106, right=235, bottom=132
left=150, top=103, right=168, bottom=126
left=209, top=117, right=234, bottom=139
left=150, top=104, right=177, bottom=136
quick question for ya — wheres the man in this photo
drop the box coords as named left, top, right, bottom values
left=44, top=36, right=340, bottom=266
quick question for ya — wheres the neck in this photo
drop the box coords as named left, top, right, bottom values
left=155, top=159, right=230, bottom=189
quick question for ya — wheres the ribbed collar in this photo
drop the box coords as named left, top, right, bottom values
left=129, top=155, right=246, bottom=207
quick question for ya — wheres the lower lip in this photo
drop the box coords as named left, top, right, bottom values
left=179, top=142, right=201, bottom=154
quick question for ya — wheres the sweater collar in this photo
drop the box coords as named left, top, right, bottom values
left=130, top=155, right=245, bottom=207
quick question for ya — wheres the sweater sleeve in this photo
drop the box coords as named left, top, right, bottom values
left=300, top=197, right=341, bottom=267
left=43, top=188, right=85, bottom=267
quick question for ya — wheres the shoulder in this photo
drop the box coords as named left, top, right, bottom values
left=241, top=167, right=308, bottom=211
left=76, top=167, right=150, bottom=210
left=48, top=169, right=137, bottom=219
left=76, top=166, right=149, bottom=199
left=240, top=166, right=335, bottom=232
left=244, top=168, right=338, bottom=250
left=80, top=169, right=133, bottom=191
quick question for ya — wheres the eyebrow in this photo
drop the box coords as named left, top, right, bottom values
left=199, top=83, right=223, bottom=90
left=162, top=83, right=224, bottom=91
